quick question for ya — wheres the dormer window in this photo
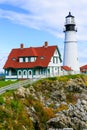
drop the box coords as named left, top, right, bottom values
left=12, top=58, right=16, bottom=61
left=40, top=56, right=44, bottom=59
left=23, top=57, right=26, bottom=62
left=28, top=57, right=31, bottom=62
left=31, top=57, right=36, bottom=62
left=19, top=56, right=37, bottom=62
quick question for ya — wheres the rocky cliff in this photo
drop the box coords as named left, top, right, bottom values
left=0, top=74, right=87, bottom=130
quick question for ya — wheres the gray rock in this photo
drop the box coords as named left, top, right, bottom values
left=47, top=98, right=87, bottom=129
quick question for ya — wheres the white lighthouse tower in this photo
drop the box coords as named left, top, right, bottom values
left=63, top=12, right=80, bottom=73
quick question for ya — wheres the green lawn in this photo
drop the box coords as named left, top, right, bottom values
left=0, top=80, right=18, bottom=88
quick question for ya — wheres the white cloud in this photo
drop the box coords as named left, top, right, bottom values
left=0, top=54, right=8, bottom=72
left=0, top=0, right=87, bottom=40
left=78, top=43, right=87, bottom=66
left=0, top=0, right=87, bottom=70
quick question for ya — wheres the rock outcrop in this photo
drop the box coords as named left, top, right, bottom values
left=0, top=74, right=87, bottom=130
left=17, top=75, right=87, bottom=130
left=47, top=99, right=87, bottom=130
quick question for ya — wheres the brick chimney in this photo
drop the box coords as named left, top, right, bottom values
left=20, top=43, right=24, bottom=49
left=44, top=41, right=48, bottom=48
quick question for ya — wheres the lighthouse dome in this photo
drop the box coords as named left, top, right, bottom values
left=66, top=12, right=74, bottom=18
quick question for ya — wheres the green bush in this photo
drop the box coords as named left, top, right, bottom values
left=0, top=96, right=4, bottom=105
left=34, top=101, right=55, bottom=124
left=10, top=99, right=22, bottom=113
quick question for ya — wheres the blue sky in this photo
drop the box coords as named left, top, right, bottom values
left=0, top=0, right=87, bottom=71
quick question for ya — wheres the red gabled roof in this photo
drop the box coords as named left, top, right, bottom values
left=80, top=65, right=87, bottom=69
left=3, top=44, right=60, bottom=69
left=61, top=66, right=72, bottom=71
left=80, top=65, right=87, bottom=72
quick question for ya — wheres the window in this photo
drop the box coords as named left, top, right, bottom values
left=28, top=57, right=31, bottom=62
left=31, top=57, right=35, bottom=62
left=48, top=69, right=50, bottom=74
left=29, top=57, right=36, bottom=62
left=55, top=50, right=58, bottom=55
left=53, top=57, right=58, bottom=64
left=23, top=57, right=25, bottom=62
left=12, top=58, right=16, bottom=61
left=19, top=57, right=25, bottom=62
left=55, top=67, right=58, bottom=70
left=53, top=57, right=55, bottom=63
left=19, top=57, right=23, bottom=62
left=18, top=71, right=22, bottom=75
left=40, top=56, right=44, bottom=59
left=11, top=69, right=17, bottom=75
left=19, top=57, right=36, bottom=63
left=23, top=70, right=27, bottom=75
left=56, top=57, right=58, bottom=64
left=29, top=70, right=32, bottom=75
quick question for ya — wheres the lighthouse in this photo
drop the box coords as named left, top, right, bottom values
left=63, top=12, right=80, bottom=73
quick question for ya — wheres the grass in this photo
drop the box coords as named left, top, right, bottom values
left=55, top=104, right=68, bottom=112
left=0, top=80, right=18, bottom=88
left=33, top=101, right=55, bottom=124
left=66, top=92, right=80, bottom=105
left=57, top=74, right=85, bottom=81
left=0, top=93, right=34, bottom=130
left=33, top=75, right=85, bottom=86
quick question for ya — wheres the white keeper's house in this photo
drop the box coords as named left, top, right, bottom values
left=3, top=42, right=62, bottom=80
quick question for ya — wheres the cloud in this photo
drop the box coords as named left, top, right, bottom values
left=0, top=0, right=87, bottom=41
left=0, top=0, right=87, bottom=71
left=78, top=43, right=87, bottom=65
left=0, top=53, right=8, bottom=72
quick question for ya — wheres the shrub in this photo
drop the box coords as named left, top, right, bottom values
left=44, top=107, right=55, bottom=120
left=24, top=94, right=35, bottom=106
left=66, top=93, right=78, bottom=104
left=10, top=99, right=22, bottom=113
left=34, top=101, right=55, bottom=125
left=57, top=76, right=69, bottom=82
left=0, top=96, right=4, bottom=105
left=57, top=74, right=84, bottom=82
left=0, top=107, right=10, bottom=122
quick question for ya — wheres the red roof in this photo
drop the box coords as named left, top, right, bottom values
left=61, top=66, right=72, bottom=71
left=80, top=65, right=87, bottom=72
left=3, top=44, right=61, bottom=69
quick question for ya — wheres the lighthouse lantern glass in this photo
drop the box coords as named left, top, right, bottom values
left=66, top=17, right=75, bottom=24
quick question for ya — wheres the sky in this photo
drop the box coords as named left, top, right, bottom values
left=0, top=0, right=87, bottom=72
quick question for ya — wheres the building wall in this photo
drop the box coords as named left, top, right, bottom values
left=48, top=49, right=62, bottom=76
left=63, top=31, right=80, bottom=72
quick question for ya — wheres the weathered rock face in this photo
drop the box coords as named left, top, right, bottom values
left=47, top=99, right=87, bottom=130
left=46, top=76, right=87, bottom=130
left=16, top=76, right=87, bottom=130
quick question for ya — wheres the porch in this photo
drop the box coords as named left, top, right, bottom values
left=4, top=67, right=50, bottom=80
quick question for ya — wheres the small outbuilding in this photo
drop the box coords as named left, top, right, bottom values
left=80, top=65, right=87, bottom=74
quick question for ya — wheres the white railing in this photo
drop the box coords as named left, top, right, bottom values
left=5, top=75, right=17, bottom=79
